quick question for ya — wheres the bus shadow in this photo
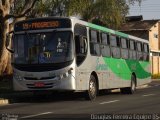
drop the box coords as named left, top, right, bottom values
left=1, top=89, right=122, bottom=104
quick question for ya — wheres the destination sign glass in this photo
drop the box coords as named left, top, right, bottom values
left=14, top=18, right=71, bottom=32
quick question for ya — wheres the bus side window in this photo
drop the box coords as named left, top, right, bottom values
left=75, top=35, right=87, bottom=54
left=129, top=40, right=137, bottom=60
left=121, top=38, right=129, bottom=59
left=90, top=30, right=100, bottom=56
left=101, top=32, right=111, bottom=57
left=74, top=24, right=87, bottom=66
left=137, top=42, right=143, bottom=61
left=143, top=43, right=149, bottom=61
left=110, top=34, right=120, bottom=58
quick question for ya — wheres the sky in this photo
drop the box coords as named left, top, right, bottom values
left=129, top=0, right=160, bottom=20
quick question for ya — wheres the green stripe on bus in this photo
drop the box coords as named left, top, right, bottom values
left=103, top=57, right=151, bottom=80
left=88, top=23, right=129, bottom=38
left=115, top=31, right=128, bottom=38
left=88, top=23, right=114, bottom=33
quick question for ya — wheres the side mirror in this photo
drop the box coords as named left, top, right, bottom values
left=6, top=31, right=14, bottom=53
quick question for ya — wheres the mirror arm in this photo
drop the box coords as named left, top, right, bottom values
left=6, top=47, right=14, bottom=53
left=6, top=31, right=14, bottom=53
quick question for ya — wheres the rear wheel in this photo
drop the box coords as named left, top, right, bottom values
left=121, top=75, right=136, bottom=94
left=85, top=75, right=97, bottom=101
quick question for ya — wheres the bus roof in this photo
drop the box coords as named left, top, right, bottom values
left=70, top=17, right=149, bottom=44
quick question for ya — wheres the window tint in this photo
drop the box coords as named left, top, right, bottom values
left=101, top=33, right=109, bottom=45
left=137, top=42, right=143, bottom=60
left=143, top=43, right=149, bottom=61
left=90, top=30, right=100, bottom=56
left=121, top=38, right=128, bottom=49
left=144, top=44, right=149, bottom=53
left=137, top=42, right=142, bottom=51
left=129, top=40, right=136, bottom=60
left=110, top=35, right=117, bottom=47
left=74, top=24, right=87, bottom=37
left=74, top=24, right=87, bottom=66
left=90, top=30, right=98, bottom=42
left=130, top=40, right=135, bottom=50
left=90, top=43, right=100, bottom=55
left=110, top=35, right=120, bottom=58
left=121, top=38, right=129, bottom=59
left=101, top=32, right=110, bottom=57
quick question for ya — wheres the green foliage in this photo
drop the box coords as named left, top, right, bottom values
left=29, top=0, right=67, bottom=17
left=66, top=0, right=129, bottom=29
left=151, top=74, right=160, bottom=79
left=10, top=0, right=26, bottom=15
left=127, top=0, right=142, bottom=5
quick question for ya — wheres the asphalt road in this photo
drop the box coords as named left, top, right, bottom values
left=0, top=80, right=160, bottom=120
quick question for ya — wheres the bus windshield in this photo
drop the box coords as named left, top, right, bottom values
left=13, top=31, right=73, bottom=64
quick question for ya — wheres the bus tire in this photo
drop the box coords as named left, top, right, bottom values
left=120, top=74, right=136, bottom=94
left=85, top=75, right=97, bottom=101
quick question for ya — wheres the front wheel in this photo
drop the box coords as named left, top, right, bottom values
left=85, top=75, right=97, bottom=101
left=121, top=75, right=136, bottom=94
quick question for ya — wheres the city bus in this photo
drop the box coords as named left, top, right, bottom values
left=6, top=17, right=151, bottom=100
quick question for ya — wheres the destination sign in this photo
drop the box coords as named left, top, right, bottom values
left=14, top=18, right=71, bottom=32
left=22, top=21, right=60, bottom=30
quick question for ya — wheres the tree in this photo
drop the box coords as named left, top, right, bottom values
left=128, top=0, right=142, bottom=5
left=0, top=0, right=38, bottom=75
left=28, top=0, right=68, bottom=18
left=66, top=0, right=142, bottom=29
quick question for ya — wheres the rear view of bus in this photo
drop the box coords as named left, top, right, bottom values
left=10, top=17, right=76, bottom=91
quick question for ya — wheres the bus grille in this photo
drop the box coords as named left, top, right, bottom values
left=24, top=76, right=56, bottom=80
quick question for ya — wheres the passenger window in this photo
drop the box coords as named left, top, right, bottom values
left=130, top=40, right=135, bottom=50
left=143, top=43, right=149, bottom=61
left=101, top=33, right=110, bottom=57
left=137, top=42, right=143, bottom=60
left=74, top=24, right=87, bottom=66
left=137, top=42, right=142, bottom=52
left=110, top=35, right=120, bottom=58
left=121, top=38, right=128, bottom=49
left=129, top=40, right=136, bottom=60
left=90, top=30, right=100, bottom=56
left=144, top=44, right=149, bottom=53
left=101, top=33, right=109, bottom=45
left=121, top=38, right=129, bottom=59
left=110, top=35, right=117, bottom=47
left=90, top=30, right=98, bottom=42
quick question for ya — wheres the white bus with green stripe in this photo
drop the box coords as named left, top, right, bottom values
left=6, top=17, right=151, bottom=100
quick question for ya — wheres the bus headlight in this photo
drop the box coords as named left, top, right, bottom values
left=14, top=73, right=23, bottom=81
left=57, top=74, right=63, bottom=80
left=57, top=72, right=69, bottom=80
left=63, top=72, right=68, bottom=78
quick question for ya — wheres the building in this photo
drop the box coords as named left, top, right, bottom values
left=119, top=16, right=160, bottom=74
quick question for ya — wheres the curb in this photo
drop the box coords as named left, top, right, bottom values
left=0, top=98, right=9, bottom=105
